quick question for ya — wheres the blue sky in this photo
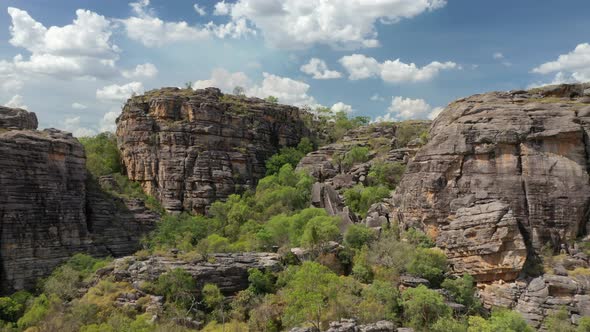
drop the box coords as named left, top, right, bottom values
left=0, top=0, right=589, bottom=135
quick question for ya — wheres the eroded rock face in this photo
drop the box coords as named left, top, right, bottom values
left=117, top=87, right=312, bottom=214
left=0, top=106, right=38, bottom=130
left=0, top=109, right=158, bottom=294
left=390, top=83, right=590, bottom=282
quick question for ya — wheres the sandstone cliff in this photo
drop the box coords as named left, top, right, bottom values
left=117, top=87, right=313, bottom=214
left=0, top=108, right=158, bottom=294
left=386, top=83, right=590, bottom=282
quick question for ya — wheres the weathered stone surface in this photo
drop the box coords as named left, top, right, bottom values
left=112, top=252, right=281, bottom=295
left=0, top=109, right=158, bottom=294
left=390, top=83, right=590, bottom=282
left=311, top=182, right=358, bottom=227
left=290, top=319, right=395, bottom=332
left=0, top=106, right=38, bottom=130
left=117, top=87, right=312, bottom=214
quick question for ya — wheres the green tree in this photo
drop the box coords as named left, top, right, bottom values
left=544, top=308, right=576, bottom=332
left=357, top=280, right=400, bottom=323
left=300, top=215, right=341, bottom=253
left=154, top=268, right=197, bottom=310
left=406, top=248, right=448, bottom=287
left=402, top=285, right=452, bottom=331
left=344, top=225, right=376, bottom=250
left=467, top=309, right=534, bottom=332
left=441, top=274, right=481, bottom=314
left=282, top=262, right=341, bottom=330
left=431, top=317, right=468, bottom=332
left=248, top=268, right=276, bottom=295
left=265, top=96, right=279, bottom=103
left=368, top=162, right=406, bottom=189
left=343, top=185, right=390, bottom=218
left=79, top=132, right=121, bottom=177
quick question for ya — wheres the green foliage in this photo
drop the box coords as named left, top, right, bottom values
left=544, top=308, right=576, bottom=332
left=396, top=122, right=430, bottom=147
left=344, top=225, right=376, bottom=250
left=43, top=254, right=111, bottom=301
left=367, top=229, right=416, bottom=280
left=202, top=284, right=223, bottom=311
left=441, top=274, right=481, bottom=314
left=352, top=246, right=374, bottom=283
left=153, top=268, right=196, bottom=309
left=265, top=96, right=279, bottom=103
left=357, top=280, right=400, bottom=323
left=578, top=317, right=590, bottom=332
left=265, top=138, right=314, bottom=176
left=300, top=214, right=341, bottom=252
left=281, top=262, right=341, bottom=330
left=79, top=132, right=121, bottom=177
left=431, top=317, right=468, bottom=332
left=17, top=294, right=58, bottom=329
left=146, top=213, right=215, bottom=251
left=467, top=308, right=534, bottom=332
left=247, top=269, right=276, bottom=295
left=367, top=162, right=406, bottom=189
left=404, top=228, right=435, bottom=248
left=402, top=285, right=452, bottom=331
left=406, top=248, right=448, bottom=287
left=343, top=184, right=390, bottom=218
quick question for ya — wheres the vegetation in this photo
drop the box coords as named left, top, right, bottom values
left=265, top=138, right=314, bottom=175
left=79, top=132, right=121, bottom=177
left=343, top=184, right=390, bottom=218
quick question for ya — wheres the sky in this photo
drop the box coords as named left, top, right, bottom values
left=0, top=0, right=589, bottom=136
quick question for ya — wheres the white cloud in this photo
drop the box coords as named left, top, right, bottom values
left=331, top=102, right=353, bottom=114
left=4, top=95, right=27, bottom=109
left=194, top=69, right=317, bottom=106
left=6, top=7, right=119, bottom=80
left=375, top=96, right=443, bottom=122
left=340, top=54, right=457, bottom=83
left=194, top=4, right=207, bottom=16
left=370, top=93, right=385, bottom=102
left=99, top=111, right=120, bottom=132
left=122, top=62, right=158, bottom=78
left=63, top=116, right=96, bottom=137
left=120, top=0, right=210, bottom=47
left=72, top=102, right=88, bottom=110
left=206, top=18, right=256, bottom=39
left=214, top=1, right=231, bottom=15
left=221, top=0, right=446, bottom=49
left=532, top=43, right=590, bottom=83
left=96, top=82, right=144, bottom=102
left=493, top=52, right=504, bottom=59
left=300, top=58, right=342, bottom=79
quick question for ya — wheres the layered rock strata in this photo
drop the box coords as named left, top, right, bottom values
left=117, top=87, right=312, bottom=214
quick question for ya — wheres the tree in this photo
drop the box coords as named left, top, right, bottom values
left=367, top=162, right=406, bottom=189
left=282, top=262, right=341, bottom=330
left=300, top=215, right=341, bottom=253
left=344, top=225, right=376, bottom=250
left=79, top=132, right=121, bottom=177
left=431, top=317, right=468, bottom=332
left=233, top=86, right=245, bottom=96
left=406, top=248, right=448, bottom=287
left=343, top=185, right=390, bottom=218
left=467, top=309, right=534, bottom=332
left=441, top=274, right=481, bottom=314
left=402, top=285, right=452, bottom=331
left=154, top=268, right=197, bottom=310
left=265, top=96, right=279, bottom=103
left=185, top=81, right=193, bottom=89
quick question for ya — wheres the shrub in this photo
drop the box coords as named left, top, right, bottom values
left=248, top=269, right=276, bottom=295
left=79, top=132, right=121, bottom=177
left=441, top=274, right=481, bottom=314
left=202, top=284, right=224, bottom=311
left=404, top=228, right=435, bottom=248
left=406, top=248, right=448, bottom=287
left=300, top=215, right=341, bottom=252
left=17, top=294, right=59, bottom=329
left=402, top=285, right=452, bottom=331
left=544, top=308, right=576, bottom=332
left=154, top=268, right=196, bottom=310
left=340, top=146, right=370, bottom=170
left=357, top=280, right=400, bottom=323
left=431, top=317, right=468, bottom=332
left=265, top=138, right=314, bottom=176
left=344, top=225, right=376, bottom=250
left=367, top=162, right=406, bottom=189
left=467, top=308, right=534, bottom=332
left=343, top=185, right=391, bottom=218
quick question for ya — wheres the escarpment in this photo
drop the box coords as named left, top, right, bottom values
left=117, top=87, right=313, bottom=214
left=386, top=83, right=590, bottom=282
left=0, top=107, right=158, bottom=294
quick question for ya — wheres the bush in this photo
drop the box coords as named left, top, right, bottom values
left=153, top=268, right=196, bottom=310
left=406, top=248, right=448, bottom=287
left=202, top=284, right=224, bottom=311
left=339, top=146, right=370, bottom=170
left=431, top=317, right=468, bottom=332
left=404, top=228, right=435, bottom=248
left=368, top=230, right=416, bottom=280
left=357, top=280, right=400, bottom=323
left=248, top=269, right=276, bottom=295
left=545, top=308, right=576, bottom=332
left=79, top=132, right=121, bottom=177
left=300, top=215, right=341, bottom=252
left=367, top=162, right=406, bottom=189
left=265, top=138, right=314, bottom=176
left=402, top=285, right=452, bottom=331
left=441, top=274, right=481, bottom=314
left=352, top=246, right=374, bottom=283
left=17, top=294, right=58, bottom=329
left=343, top=185, right=391, bottom=218
left=344, top=225, right=376, bottom=250
left=467, top=308, right=534, bottom=332
left=396, top=122, right=429, bottom=147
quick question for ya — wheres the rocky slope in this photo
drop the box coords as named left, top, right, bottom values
left=0, top=108, right=158, bottom=294
left=117, top=87, right=312, bottom=214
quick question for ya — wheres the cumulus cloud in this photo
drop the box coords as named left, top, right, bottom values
left=300, top=58, right=342, bottom=80
left=370, top=93, right=385, bottom=102
left=218, top=0, right=446, bottom=49
left=5, top=7, right=119, bottom=80
left=120, top=0, right=210, bottom=47
left=193, top=69, right=317, bottom=106
left=4, top=95, right=27, bottom=109
left=72, top=102, right=88, bottom=110
left=493, top=52, right=504, bottom=59
left=206, top=18, right=256, bottom=39
left=63, top=116, right=96, bottom=137
left=193, top=4, right=207, bottom=16
left=96, top=82, right=144, bottom=102
left=532, top=43, right=590, bottom=83
left=340, top=54, right=457, bottom=83
left=331, top=102, right=354, bottom=114
left=374, top=96, right=443, bottom=122
left=122, top=62, right=158, bottom=79
left=99, top=111, right=120, bottom=132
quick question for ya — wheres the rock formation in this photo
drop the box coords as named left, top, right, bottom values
left=0, top=108, right=158, bottom=294
left=117, top=87, right=312, bottom=214
left=385, top=83, right=590, bottom=283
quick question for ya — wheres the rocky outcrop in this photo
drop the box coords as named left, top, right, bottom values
left=0, top=106, right=37, bottom=130
left=117, top=87, right=312, bottom=214
left=386, top=83, right=590, bottom=283
left=290, top=319, right=396, bottom=332
left=109, top=252, right=281, bottom=296
left=0, top=108, right=158, bottom=294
